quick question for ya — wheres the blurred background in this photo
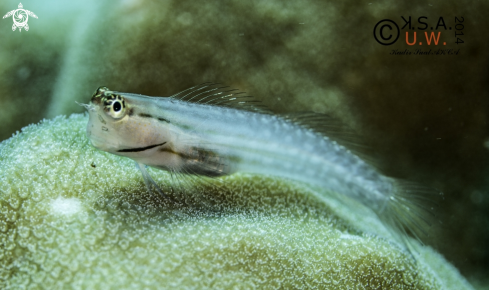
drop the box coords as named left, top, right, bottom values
left=0, top=0, right=488, bottom=287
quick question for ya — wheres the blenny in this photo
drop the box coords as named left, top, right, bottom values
left=82, top=83, right=436, bottom=254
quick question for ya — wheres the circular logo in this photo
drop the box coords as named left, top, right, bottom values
left=373, top=19, right=400, bottom=45
left=13, top=9, right=28, bottom=26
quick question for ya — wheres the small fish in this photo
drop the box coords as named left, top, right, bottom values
left=82, top=83, right=436, bottom=254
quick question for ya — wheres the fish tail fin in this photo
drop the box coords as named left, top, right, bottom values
left=378, top=178, right=441, bottom=255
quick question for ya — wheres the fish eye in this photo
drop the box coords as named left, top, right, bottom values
left=107, top=99, right=126, bottom=119
left=113, top=101, right=122, bottom=112
left=102, top=94, right=126, bottom=119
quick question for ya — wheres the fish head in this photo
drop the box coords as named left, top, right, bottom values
left=84, top=86, right=172, bottom=157
left=85, top=86, right=131, bottom=153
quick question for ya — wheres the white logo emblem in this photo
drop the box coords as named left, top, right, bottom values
left=2, top=3, right=37, bottom=32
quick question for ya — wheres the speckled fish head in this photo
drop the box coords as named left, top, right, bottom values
left=85, top=86, right=172, bottom=157
left=85, top=86, right=129, bottom=153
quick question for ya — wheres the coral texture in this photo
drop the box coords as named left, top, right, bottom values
left=0, top=114, right=474, bottom=289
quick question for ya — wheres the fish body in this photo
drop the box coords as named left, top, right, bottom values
left=84, top=84, right=435, bottom=251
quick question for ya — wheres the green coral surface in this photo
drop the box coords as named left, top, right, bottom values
left=0, top=114, right=474, bottom=289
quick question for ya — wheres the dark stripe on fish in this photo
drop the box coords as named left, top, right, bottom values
left=138, top=113, right=170, bottom=123
left=117, top=142, right=167, bottom=153
left=158, top=117, right=170, bottom=123
left=157, top=147, right=228, bottom=177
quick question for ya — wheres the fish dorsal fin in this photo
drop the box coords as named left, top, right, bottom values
left=280, top=112, right=381, bottom=168
left=170, top=83, right=272, bottom=114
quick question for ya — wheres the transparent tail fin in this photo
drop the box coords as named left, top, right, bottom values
left=378, top=178, right=441, bottom=257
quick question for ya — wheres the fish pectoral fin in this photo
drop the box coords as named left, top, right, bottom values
left=136, top=162, right=170, bottom=200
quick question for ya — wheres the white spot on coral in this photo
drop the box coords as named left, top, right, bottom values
left=50, top=197, right=83, bottom=216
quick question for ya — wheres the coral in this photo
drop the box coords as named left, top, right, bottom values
left=0, top=114, right=474, bottom=289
